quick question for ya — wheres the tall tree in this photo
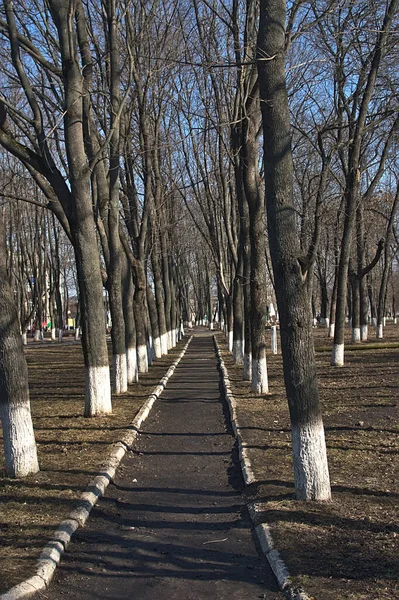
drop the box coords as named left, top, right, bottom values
left=257, top=0, right=331, bottom=500
left=0, top=216, right=39, bottom=477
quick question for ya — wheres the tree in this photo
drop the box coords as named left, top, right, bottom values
left=257, top=0, right=331, bottom=500
left=0, top=215, right=39, bottom=477
left=0, top=0, right=112, bottom=416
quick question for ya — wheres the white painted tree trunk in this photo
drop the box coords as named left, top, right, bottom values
left=394, top=317, right=397, bottom=325
left=232, top=339, right=244, bottom=364
left=331, top=343, right=344, bottom=366
left=171, top=328, right=176, bottom=345
left=312, top=317, right=317, bottom=327
left=376, top=324, right=383, bottom=339
left=291, top=419, right=331, bottom=501
left=371, top=317, right=377, bottom=327
left=180, top=323, right=185, bottom=338
left=243, top=352, right=252, bottom=381
left=113, top=353, right=128, bottom=394
left=0, top=402, right=39, bottom=477
left=209, top=322, right=214, bottom=330
left=321, top=317, right=329, bottom=329
left=351, top=327, right=361, bottom=343
left=34, top=330, right=40, bottom=342
left=137, top=344, right=148, bottom=373
left=51, top=328, right=57, bottom=341
left=154, top=336, right=162, bottom=359
left=75, top=327, right=80, bottom=341
left=168, top=330, right=173, bottom=350
left=251, top=356, right=269, bottom=394
left=328, top=323, right=335, bottom=338
left=126, top=346, right=138, bottom=384
left=361, top=325, right=368, bottom=341
left=228, top=330, right=234, bottom=352
left=58, top=329, right=63, bottom=343
left=22, top=333, right=27, bottom=346
left=85, top=366, right=112, bottom=416
left=161, top=332, right=169, bottom=355
left=271, top=326, right=278, bottom=354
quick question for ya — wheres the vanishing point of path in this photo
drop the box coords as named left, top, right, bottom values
left=45, top=332, right=282, bottom=600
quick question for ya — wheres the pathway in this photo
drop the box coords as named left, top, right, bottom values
left=45, top=332, right=282, bottom=599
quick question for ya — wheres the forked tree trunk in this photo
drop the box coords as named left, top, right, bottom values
left=0, top=220, right=39, bottom=477
left=258, top=0, right=331, bottom=501
left=331, top=0, right=397, bottom=365
left=50, top=0, right=112, bottom=417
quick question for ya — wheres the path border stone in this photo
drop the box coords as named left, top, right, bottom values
left=213, top=336, right=312, bottom=600
left=1, top=336, right=193, bottom=600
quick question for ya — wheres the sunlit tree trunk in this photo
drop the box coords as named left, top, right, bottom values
left=0, top=219, right=39, bottom=477
left=258, top=0, right=331, bottom=500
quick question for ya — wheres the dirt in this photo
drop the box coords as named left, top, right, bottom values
left=0, top=326, right=398, bottom=599
left=218, top=325, right=398, bottom=600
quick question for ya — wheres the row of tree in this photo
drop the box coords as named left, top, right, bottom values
left=0, top=0, right=398, bottom=502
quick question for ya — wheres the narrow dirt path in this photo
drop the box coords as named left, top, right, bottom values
left=45, top=332, right=282, bottom=599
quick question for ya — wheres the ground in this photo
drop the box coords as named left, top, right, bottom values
left=218, top=326, right=398, bottom=600
left=0, top=327, right=398, bottom=599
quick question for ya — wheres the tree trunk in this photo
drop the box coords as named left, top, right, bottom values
left=232, top=265, right=244, bottom=364
left=50, top=0, right=112, bottom=416
left=147, top=284, right=162, bottom=359
left=243, top=95, right=269, bottom=394
left=133, top=261, right=148, bottom=373
left=258, top=0, right=331, bottom=500
left=151, top=233, right=168, bottom=355
left=0, top=219, right=39, bottom=477
left=106, top=0, right=127, bottom=395
left=121, top=254, right=138, bottom=384
left=377, top=185, right=399, bottom=338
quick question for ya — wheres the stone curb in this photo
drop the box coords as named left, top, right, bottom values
left=213, top=336, right=312, bottom=600
left=1, top=336, right=193, bottom=600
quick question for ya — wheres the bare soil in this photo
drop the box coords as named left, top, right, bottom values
left=218, top=325, right=398, bottom=600
left=0, top=326, right=398, bottom=599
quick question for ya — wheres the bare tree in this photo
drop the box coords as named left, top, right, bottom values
left=258, top=0, right=331, bottom=500
left=0, top=214, right=39, bottom=477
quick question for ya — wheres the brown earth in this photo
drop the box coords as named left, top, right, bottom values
left=0, top=326, right=398, bottom=599
left=218, top=325, right=398, bottom=600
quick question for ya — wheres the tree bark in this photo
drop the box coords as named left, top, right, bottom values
left=0, top=218, right=39, bottom=477
left=121, top=253, right=138, bottom=384
left=258, top=0, right=331, bottom=500
left=49, top=0, right=112, bottom=415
